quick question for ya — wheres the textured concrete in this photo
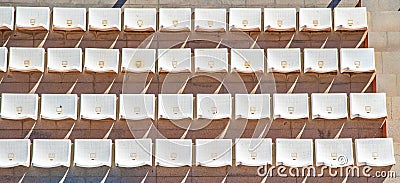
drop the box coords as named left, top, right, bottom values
left=365, top=0, right=400, bottom=181
left=363, top=0, right=400, bottom=11
left=368, top=12, right=400, bottom=32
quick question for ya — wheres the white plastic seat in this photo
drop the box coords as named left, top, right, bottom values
left=115, top=139, right=152, bottom=167
left=1, top=93, right=38, bottom=120
left=158, top=48, right=191, bottom=73
left=264, top=8, right=296, bottom=32
left=0, top=139, right=30, bottom=168
left=194, top=8, right=226, bottom=32
left=74, top=139, right=112, bottom=167
left=197, top=94, right=231, bottom=119
left=0, top=7, right=14, bottom=31
left=47, top=48, right=82, bottom=72
left=0, top=47, right=8, bottom=72
left=124, top=8, right=156, bottom=32
left=334, top=7, right=367, bottom=31
left=119, top=94, right=155, bottom=120
left=15, top=7, right=50, bottom=31
left=267, top=48, right=301, bottom=73
left=315, top=138, right=354, bottom=167
left=159, top=8, right=191, bottom=32
left=84, top=48, right=119, bottom=73
left=9, top=47, right=45, bottom=72
left=273, top=93, right=309, bottom=119
left=31, top=139, right=71, bottom=168
left=235, top=94, right=270, bottom=119
left=355, top=138, right=395, bottom=166
left=195, top=48, right=228, bottom=72
left=350, top=93, right=387, bottom=119
left=235, top=138, right=272, bottom=166
left=276, top=138, right=313, bottom=167
left=195, top=139, right=232, bottom=167
left=304, top=48, right=338, bottom=73
left=299, top=8, right=332, bottom=31
left=158, top=94, right=193, bottom=120
left=155, top=139, right=192, bottom=167
left=340, top=48, right=375, bottom=73
left=52, top=7, right=86, bottom=31
left=121, top=48, right=155, bottom=73
left=229, top=8, right=261, bottom=32
left=80, top=94, right=117, bottom=120
left=231, top=49, right=265, bottom=73
left=88, top=8, right=121, bottom=31
left=40, top=94, right=78, bottom=120
left=311, top=93, right=347, bottom=119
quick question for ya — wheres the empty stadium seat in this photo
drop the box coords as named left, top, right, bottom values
left=231, top=49, right=265, bottom=73
left=340, top=48, right=375, bottom=73
left=159, top=8, right=191, bottom=32
left=264, top=8, right=296, bottom=32
left=88, top=8, right=121, bottom=31
left=197, top=94, right=231, bottom=119
left=194, top=8, right=226, bottom=32
left=303, top=48, right=338, bottom=73
left=195, top=139, right=232, bottom=167
left=311, top=93, right=347, bottom=119
left=0, top=7, right=14, bottom=31
left=74, top=139, right=112, bottom=167
left=84, top=48, right=119, bottom=73
left=158, top=48, right=191, bottom=73
left=273, top=93, right=309, bottom=119
left=195, top=48, right=228, bottom=72
left=0, top=139, right=30, bottom=168
left=124, top=8, right=156, bottom=32
left=334, top=7, right=367, bottom=31
left=9, top=47, right=45, bottom=72
left=40, top=94, right=78, bottom=120
left=155, top=139, right=192, bottom=167
left=121, top=48, right=156, bottom=73
left=31, top=139, right=71, bottom=168
left=1, top=93, right=38, bottom=120
left=276, top=138, right=313, bottom=167
left=350, top=93, right=387, bottom=119
left=15, top=7, right=50, bottom=31
left=158, top=94, right=193, bottom=120
left=80, top=94, right=117, bottom=120
left=115, top=139, right=152, bottom=167
left=0, top=47, right=7, bottom=72
left=299, top=8, right=332, bottom=31
left=235, top=138, right=272, bottom=166
left=229, top=8, right=261, bottom=32
left=52, top=7, right=86, bottom=31
left=47, top=48, right=82, bottom=72
left=267, top=48, right=301, bottom=73
left=119, top=94, right=155, bottom=120
left=235, top=94, right=270, bottom=119
left=355, top=138, right=395, bottom=166
left=315, top=138, right=354, bottom=167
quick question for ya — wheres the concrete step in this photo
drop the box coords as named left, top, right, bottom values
left=368, top=11, right=400, bottom=32
left=368, top=32, right=400, bottom=52
left=363, top=0, right=400, bottom=11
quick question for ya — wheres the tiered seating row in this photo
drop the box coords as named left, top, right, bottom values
left=0, top=47, right=376, bottom=73
left=0, top=93, right=387, bottom=121
left=0, top=7, right=368, bottom=32
left=0, top=138, right=394, bottom=168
